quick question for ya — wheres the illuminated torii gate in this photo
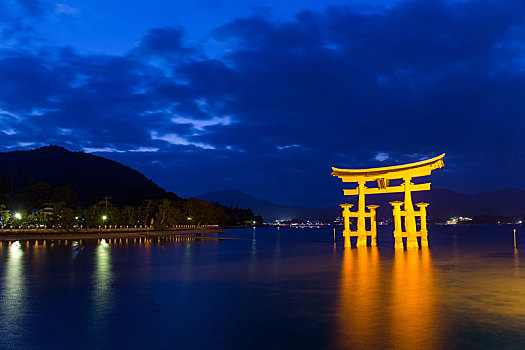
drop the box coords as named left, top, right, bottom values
left=331, top=154, right=445, bottom=249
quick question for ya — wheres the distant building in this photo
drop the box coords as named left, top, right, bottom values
left=445, top=216, right=473, bottom=225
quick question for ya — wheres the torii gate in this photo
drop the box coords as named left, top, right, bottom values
left=331, top=154, right=445, bottom=249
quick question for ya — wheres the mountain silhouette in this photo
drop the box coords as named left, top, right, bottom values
left=199, top=188, right=525, bottom=221
left=0, top=145, right=175, bottom=206
left=198, top=189, right=325, bottom=221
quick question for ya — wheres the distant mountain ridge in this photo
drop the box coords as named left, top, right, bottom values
left=198, top=188, right=525, bottom=221
left=198, top=189, right=324, bottom=221
left=0, top=145, right=174, bottom=206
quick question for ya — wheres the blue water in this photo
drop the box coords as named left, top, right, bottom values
left=0, top=226, right=524, bottom=349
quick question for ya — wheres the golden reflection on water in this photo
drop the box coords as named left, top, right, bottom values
left=338, top=248, right=438, bottom=349
left=514, top=248, right=519, bottom=277
left=337, top=247, right=381, bottom=349
left=391, top=248, right=438, bottom=349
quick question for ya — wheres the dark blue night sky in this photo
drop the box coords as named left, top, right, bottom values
left=0, top=0, right=524, bottom=207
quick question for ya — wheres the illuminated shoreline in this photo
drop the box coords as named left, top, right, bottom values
left=0, top=228, right=225, bottom=241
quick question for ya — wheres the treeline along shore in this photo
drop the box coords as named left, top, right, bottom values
left=0, top=175, right=263, bottom=235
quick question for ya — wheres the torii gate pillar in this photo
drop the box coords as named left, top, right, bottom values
left=356, top=180, right=367, bottom=247
left=340, top=204, right=353, bottom=248
left=403, top=177, right=418, bottom=249
left=416, top=203, right=429, bottom=247
left=339, top=201, right=377, bottom=248
left=367, top=205, right=379, bottom=247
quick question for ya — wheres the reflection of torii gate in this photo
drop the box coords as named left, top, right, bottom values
left=331, top=154, right=445, bottom=249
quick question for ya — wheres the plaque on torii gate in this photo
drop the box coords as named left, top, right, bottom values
left=331, top=153, right=445, bottom=249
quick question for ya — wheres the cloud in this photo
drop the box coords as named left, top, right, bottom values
left=277, top=144, right=301, bottom=150
left=150, top=131, right=215, bottom=149
left=374, top=152, right=389, bottom=162
left=83, top=146, right=159, bottom=153
left=17, top=0, right=51, bottom=18
left=130, top=147, right=159, bottom=152
left=170, top=115, right=233, bottom=131
left=83, top=147, right=125, bottom=153
left=139, top=27, right=185, bottom=54
left=1, top=0, right=525, bottom=205
left=1, top=129, right=17, bottom=135
left=54, top=3, right=79, bottom=16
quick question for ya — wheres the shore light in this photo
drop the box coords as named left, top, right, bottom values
left=102, top=215, right=107, bottom=221
left=14, top=213, right=21, bottom=219
left=187, top=217, right=192, bottom=221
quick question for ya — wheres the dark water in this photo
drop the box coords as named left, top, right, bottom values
left=1, top=225, right=524, bottom=349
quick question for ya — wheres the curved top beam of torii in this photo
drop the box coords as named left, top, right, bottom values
left=331, top=153, right=445, bottom=183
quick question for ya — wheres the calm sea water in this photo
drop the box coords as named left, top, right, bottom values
left=0, top=225, right=524, bottom=349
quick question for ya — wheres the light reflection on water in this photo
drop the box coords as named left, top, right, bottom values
left=0, top=241, right=26, bottom=344
left=514, top=248, right=520, bottom=277
left=337, top=247, right=439, bottom=349
left=90, top=239, right=113, bottom=338
left=0, top=226, right=524, bottom=349
left=391, top=248, right=438, bottom=349
left=182, top=242, right=192, bottom=284
left=249, top=229, right=257, bottom=281
left=338, top=247, right=381, bottom=349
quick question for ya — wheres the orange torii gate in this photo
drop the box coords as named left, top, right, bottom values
left=331, top=154, right=445, bottom=249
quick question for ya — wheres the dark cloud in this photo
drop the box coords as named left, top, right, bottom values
left=0, top=9, right=43, bottom=50
left=16, top=0, right=50, bottom=18
left=0, top=0, right=525, bottom=206
left=140, top=27, right=185, bottom=54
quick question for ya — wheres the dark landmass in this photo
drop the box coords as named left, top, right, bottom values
left=0, top=145, right=171, bottom=206
left=198, top=189, right=324, bottom=222
left=0, top=146, right=263, bottom=228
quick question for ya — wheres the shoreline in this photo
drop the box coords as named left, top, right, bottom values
left=0, top=228, right=229, bottom=241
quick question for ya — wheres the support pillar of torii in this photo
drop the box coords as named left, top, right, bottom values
left=339, top=202, right=379, bottom=248
left=332, top=153, right=445, bottom=249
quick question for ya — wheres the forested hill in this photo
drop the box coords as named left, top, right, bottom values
left=0, top=146, right=262, bottom=228
left=0, top=145, right=171, bottom=206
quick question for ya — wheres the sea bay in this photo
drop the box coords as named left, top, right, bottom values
left=1, top=225, right=524, bottom=349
